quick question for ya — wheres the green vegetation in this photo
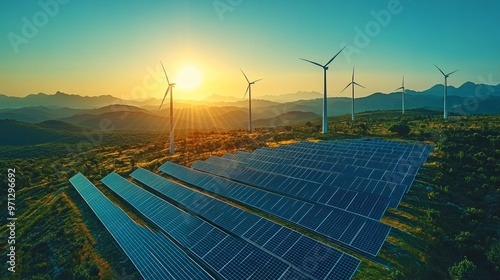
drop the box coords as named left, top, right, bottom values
left=1, top=109, right=499, bottom=279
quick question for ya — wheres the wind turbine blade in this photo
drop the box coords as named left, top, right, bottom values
left=395, top=86, right=404, bottom=91
left=447, top=70, right=458, bottom=76
left=159, top=86, right=170, bottom=110
left=253, top=78, right=263, bottom=83
left=300, top=58, right=324, bottom=68
left=160, top=61, right=170, bottom=85
left=243, top=85, right=250, bottom=99
left=434, top=64, right=446, bottom=76
left=352, top=66, right=355, bottom=82
left=340, top=83, right=351, bottom=93
left=240, top=69, right=250, bottom=83
left=354, top=82, right=365, bottom=89
left=402, top=75, right=405, bottom=86
left=325, top=44, right=347, bottom=67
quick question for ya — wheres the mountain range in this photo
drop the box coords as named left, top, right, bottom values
left=0, top=82, right=499, bottom=132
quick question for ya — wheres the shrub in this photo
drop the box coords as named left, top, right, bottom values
left=389, top=122, right=411, bottom=137
left=448, top=256, right=477, bottom=280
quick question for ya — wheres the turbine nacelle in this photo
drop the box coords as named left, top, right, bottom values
left=434, top=64, right=458, bottom=78
left=395, top=75, right=405, bottom=92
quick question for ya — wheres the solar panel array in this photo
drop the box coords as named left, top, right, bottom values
left=69, top=138, right=433, bottom=280
left=159, top=162, right=391, bottom=257
left=191, top=157, right=390, bottom=219
left=193, top=139, right=432, bottom=209
left=130, top=167, right=361, bottom=279
left=69, top=173, right=213, bottom=280
left=101, top=172, right=310, bottom=279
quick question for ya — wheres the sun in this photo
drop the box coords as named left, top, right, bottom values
left=176, top=66, right=202, bottom=90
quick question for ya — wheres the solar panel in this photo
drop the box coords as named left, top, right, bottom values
left=69, top=173, right=213, bottom=280
left=130, top=167, right=361, bottom=280
left=101, top=172, right=310, bottom=279
left=192, top=158, right=392, bottom=219
left=159, top=162, right=391, bottom=257
left=270, top=140, right=433, bottom=194
left=204, top=139, right=432, bottom=208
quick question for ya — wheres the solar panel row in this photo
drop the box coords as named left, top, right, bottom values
left=159, top=162, right=391, bottom=257
left=276, top=139, right=431, bottom=172
left=223, top=151, right=408, bottom=209
left=196, top=156, right=393, bottom=217
left=101, top=172, right=310, bottom=279
left=234, top=140, right=432, bottom=206
left=69, top=173, right=213, bottom=280
left=270, top=140, right=432, bottom=194
left=130, top=167, right=361, bottom=280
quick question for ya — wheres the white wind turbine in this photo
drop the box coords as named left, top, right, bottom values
left=434, top=64, right=458, bottom=119
left=241, top=69, right=262, bottom=132
left=159, top=61, right=175, bottom=154
left=301, top=45, right=347, bottom=134
left=340, top=66, right=365, bottom=121
left=395, top=75, right=406, bottom=114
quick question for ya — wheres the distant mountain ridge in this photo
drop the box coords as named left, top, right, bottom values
left=257, top=91, right=323, bottom=102
left=0, top=91, right=130, bottom=109
left=1, top=82, right=498, bottom=110
left=1, top=82, right=499, bottom=130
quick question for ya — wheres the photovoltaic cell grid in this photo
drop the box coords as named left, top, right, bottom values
left=197, top=139, right=433, bottom=209
left=271, top=139, right=433, bottom=189
left=219, top=151, right=409, bottom=209
left=159, top=162, right=392, bottom=257
left=130, top=167, right=361, bottom=280
left=69, top=173, right=213, bottom=280
left=193, top=156, right=392, bottom=218
left=101, top=172, right=311, bottom=279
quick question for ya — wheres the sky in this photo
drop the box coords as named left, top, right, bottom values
left=1, top=0, right=499, bottom=100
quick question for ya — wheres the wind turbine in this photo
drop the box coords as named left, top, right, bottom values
left=241, top=69, right=262, bottom=132
left=159, top=61, right=175, bottom=154
left=434, top=65, right=458, bottom=119
left=301, top=45, right=347, bottom=134
left=340, top=66, right=365, bottom=121
left=395, top=75, right=406, bottom=114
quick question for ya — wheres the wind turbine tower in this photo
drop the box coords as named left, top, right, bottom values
left=159, top=61, right=175, bottom=154
left=396, top=75, right=406, bottom=114
left=241, top=69, right=262, bottom=132
left=340, top=66, right=365, bottom=121
left=301, top=45, right=347, bottom=134
left=434, top=65, right=458, bottom=119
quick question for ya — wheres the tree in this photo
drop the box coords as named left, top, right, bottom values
left=389, top=122, right=411, bottom=137
left=486, top=240, right=500, bottom=271
left=448, top=256, right=477, bottom=280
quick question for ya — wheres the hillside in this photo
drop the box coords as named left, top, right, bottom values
left=0, top=120, right=85, bottom=145
left=1, top=112, right=498, bottom=279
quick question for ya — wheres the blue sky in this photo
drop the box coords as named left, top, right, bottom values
left=1, top=0, right=499, bottom=100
